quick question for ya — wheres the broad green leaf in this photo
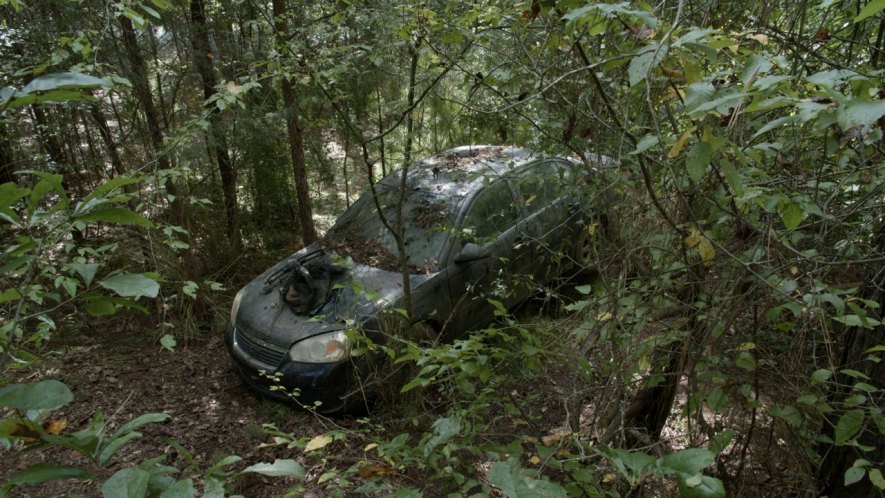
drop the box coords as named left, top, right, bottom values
left=424, top=417, right=461, bottom=457
left=0, top=288, right=21, bottom=303
left=684, top=83, right=716, bottom=114
left=770, top=405, right=802, bottom=426
left=807, top=69, right=858, bottom=88
left=0, top=380, right=72, bottom=410
left=677, top=472, right=726, bottom=498
left=837, top=99, right=885, bottom=131
left=660, top=448, right=715, bottom=474
left=111, top=413, right=170, bottom=440
left=77, top=207, right=154, bottom=228
left=81, top=176, right=143, bottom=204
left=870, top=469, right=885, bottom=489
left=741, top=53, right=772, bottom=85
left=102, top=468, right=150, bottom=498
left=753, top=115, right=799, bottom=138
left=99, top=432, right=143, bottom=466
left=85, top=296, right=116, bottom=316
left=123, top=7, right=146, bottom=27
left=779, top=201, right=804, bottom=231
left=854, top=0, right=885, bottom=22
left=835, top=409, right=864, bottom=445
left=0, top=182, right=29, bottom=225
left=70, top=263, right=99, bottom=287
left=3, top=463, right=91, bottom=492
left=844, top=466, right=865, bottom=486
left=812, top=369, right=833, bottom=384
left=686, top=142, right=711, bottom=181
left=629, top=44, right=669, bottom=87
left=607, top=448, right=657, bottom=479
left=487, top=458, right=568, bottom=498
left=160, top=334, right=176, bottom=351
left=241, top=459, right=305, bottom=478
left=630, top=134, right=659, bottom=155
left=688, top=91, right=743, bottom=117
left=20, top=72, right=108, bottom=94
left=99, top=273, right=160, bottom=299
left=158, top=479, right=197, bottom=498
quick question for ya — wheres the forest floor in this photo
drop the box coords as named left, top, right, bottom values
left=2, top=303, right=817, bottom=497
left=1, top=316, right=331, bottom=497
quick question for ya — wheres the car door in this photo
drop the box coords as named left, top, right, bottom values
left=512, top=160, right=579, bottom=282
left=444, top=178, right=528, bottom=333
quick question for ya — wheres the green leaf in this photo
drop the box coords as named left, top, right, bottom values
left=158, top=479, right=197, bottom=498
left=628, top=44, right=669, bottom=87
left=869, top=469, right=885, bottom=489
left=835, top=410, right=864, bottom=445
left=85, top=296, right=116, bottom=316
left=779, top=201, right=804, bottom=231
left=630, top=135, right=659, bottom=155
left=686, top=141, right=712, bottom=181
left=487, top=458, right=568, bottom=498
left=110, top=413, right=170, bottom=440
left=660, top=448, right=715, bottom=474
left=102, top=468, right=150, bottom=498
left=160, top=334, right=176, bottom=351
left=837, top=99, right=885, bottom=130
left=677, top=472, right=726, bottom=498
left=0, top=182, right=29, bottom=225
left=770, top=405, right=803, bottom=427
left=20, top=72, right=108, bottom=94
left=854, top=0, right=885, bottom=22
left=752, top=115, right=799, bottom=138
left=122, top=7, right=146, bottom=28
left=424, top=417, right=461, bottom=457
left=99, top=273, right=160, bottom=299
left=99, top=432, right=143, bottom=466
left=812, top=368, right=833, bottom=384
left=76, top=207, right=154, bottom=228
left=81, top=176, right=143, bottom=205
left=0, top=288, right=21, bottom=304
left=0, top=380, right=73, bottom=410
left=241, top=459, right=305, bottom=478
left=3, top=463, right=91, bottom=492
left=844, top=466, right=865, bottom=486
left=70, top=263, right=99, bottom=287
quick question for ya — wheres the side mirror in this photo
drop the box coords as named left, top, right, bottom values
left=454, top=243, right=489, bottom=263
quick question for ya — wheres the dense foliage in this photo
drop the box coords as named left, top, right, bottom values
left=1, top=0, right=883, bottom=496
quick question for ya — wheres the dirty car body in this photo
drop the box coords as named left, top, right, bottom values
left=225, top=145, right=592, bottom=414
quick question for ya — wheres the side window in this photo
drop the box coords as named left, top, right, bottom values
left=515, top=161, right=573, bottom=216
left=462, top=180, right=519, bottom=243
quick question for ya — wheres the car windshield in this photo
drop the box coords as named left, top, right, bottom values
left=323, top=179, right=460, bottom=274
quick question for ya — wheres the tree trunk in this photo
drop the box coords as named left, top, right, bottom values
left=118, top=12, right=185, bottom=228
left=817, top=225, right=885, bottom=497
left=0, top=121, right=15, bottom=184
left=88, top=103, right=127, bottom=176
left=271, top=0, right=317, bottom=246
left=189, top=0, right=239, bottom=244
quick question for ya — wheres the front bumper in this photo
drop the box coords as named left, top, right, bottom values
left=223, top=323, right=367, bottom=415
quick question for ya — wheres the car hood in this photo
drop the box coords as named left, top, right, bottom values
left=234, top=245, right=429, bottom=349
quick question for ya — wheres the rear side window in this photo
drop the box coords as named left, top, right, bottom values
left=514, top=160, right=573, bottom=216
left=461, top=180, right=519, bottom=243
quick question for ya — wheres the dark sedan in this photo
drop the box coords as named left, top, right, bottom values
left=225, top=145, right=596, bottom=414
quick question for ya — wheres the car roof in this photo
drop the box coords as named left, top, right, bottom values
left=375, top=145, right=542, bottom=205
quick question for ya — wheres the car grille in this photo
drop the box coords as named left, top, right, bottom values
left=234, top=326, right=287, bottom=367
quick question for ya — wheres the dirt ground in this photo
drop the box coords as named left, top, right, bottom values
left=1, top=319, right=331, bottom=497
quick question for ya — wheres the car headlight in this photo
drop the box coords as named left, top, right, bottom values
left=230, top=287, right=246, bottom=324
left=289, top=331, right=351, bottom=363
